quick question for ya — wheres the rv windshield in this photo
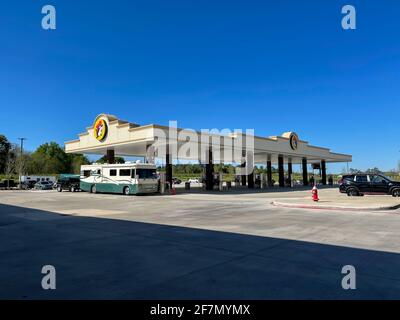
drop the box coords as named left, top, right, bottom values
left=135, top=169, right=157, bottom=179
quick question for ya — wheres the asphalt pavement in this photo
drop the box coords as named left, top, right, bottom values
left=1, top=188, right=399, bottom=299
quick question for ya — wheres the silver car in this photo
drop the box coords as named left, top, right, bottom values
left=34, top=181, right=53, bottom=190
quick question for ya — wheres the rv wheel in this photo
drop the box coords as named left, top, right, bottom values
left=123, top=186, right=130, bottom=195
left=91, top=185, right=97, bottom=194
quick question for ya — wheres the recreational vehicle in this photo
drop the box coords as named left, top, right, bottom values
left=80, top=162, right=158, bottom=195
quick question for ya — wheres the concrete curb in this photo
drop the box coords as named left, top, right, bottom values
left=270, top=201, right=400, bottom=212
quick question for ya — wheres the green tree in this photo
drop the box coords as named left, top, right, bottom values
left=4, top=145, right=17, bottom=183
left=70, top=154, right=90, bottom=174
left=16, top=151, right=31, bottom=176
left=0, top=135, right=12, bottom=174
left=26, top=142, right=84, bottom=174
left=27, top=142, right=91, bottom=174
left=96, top=155, right=125, bottom=164
left=365, top=167, right=382, bottom=174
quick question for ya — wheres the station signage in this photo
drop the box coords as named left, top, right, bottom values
left=289, top=132, right=299, bottom=150
left=94, top=118, right=108, bottom=142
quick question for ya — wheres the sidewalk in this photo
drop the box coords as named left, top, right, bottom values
left=166, top=185, right=400, bottom=211
left=271, top=189, right=400, bottom=211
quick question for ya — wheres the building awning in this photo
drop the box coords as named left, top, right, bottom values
left=65, top=114, right=352, bottom=165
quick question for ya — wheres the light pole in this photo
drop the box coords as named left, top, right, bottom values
left=17, top=138, right=27, bottom=189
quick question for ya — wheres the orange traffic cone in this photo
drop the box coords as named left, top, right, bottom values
left=312, top=185, right=319, bottom=202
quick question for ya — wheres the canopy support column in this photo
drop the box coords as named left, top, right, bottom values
left=287, top=160, right=292, bottom=187
left=205, top=148, right=214, bottom=191
left=247, top=151, right=254, bottom=189
left=241, top=150, right=247, bottom=186
left=166, top=146, right=173, bottom=188
left=106, top=149, right=115, bottom=164
left=321, top=160, right=327, bottom=185
left=278, top=156, right=285, bottom=188
left=302, top=157, right=309, bottom=186
left=267, top=159, right=273, bottom=187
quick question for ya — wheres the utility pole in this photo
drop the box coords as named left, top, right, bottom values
left=17, top=138, right=27, bottom=189
left=398, top=151, right=400, bottom=177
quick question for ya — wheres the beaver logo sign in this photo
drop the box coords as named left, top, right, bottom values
left=94, top=118, right=108, bottom=141
left=289, top=133, right=299, bottom=150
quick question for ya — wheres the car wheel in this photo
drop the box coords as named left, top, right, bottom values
left=91, top=185, right=96, bottom=194
left=57, top=186, right=62, bottom=192
left=392, top=189, right=400, bottom=197
left=347, top=188, right=359, bottom=197
left=123, top=186, right=130, bottom=195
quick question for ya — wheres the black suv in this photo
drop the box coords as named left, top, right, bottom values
left=56, top=175, right=81, bottom=192
left=339, top=174, right=400, bottom=197
left=0, top=179, right=16, bottom=189
left=338, top=174, right=355, bottom=186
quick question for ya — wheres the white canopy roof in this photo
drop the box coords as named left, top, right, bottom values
left=65, top=114, right=352, bottom=165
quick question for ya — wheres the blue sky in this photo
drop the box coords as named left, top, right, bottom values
left=1, top=0, right=399, bottom=172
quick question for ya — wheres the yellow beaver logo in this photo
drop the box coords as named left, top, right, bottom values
left=289, top=133, right=299, bottom=150
left=94, top=118, right=108, bottom=141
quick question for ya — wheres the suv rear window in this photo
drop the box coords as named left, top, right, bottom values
left=355, top=175, right=368, bottom=182
left=342, top=175, right=355, bottom=181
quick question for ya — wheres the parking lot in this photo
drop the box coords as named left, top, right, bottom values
left=1, top=188, right=400, bottom=299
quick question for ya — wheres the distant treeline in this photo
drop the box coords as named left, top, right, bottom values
left=0, top=135, right=89, bottom=177
left=1, top=134, right=398, bottom=179
left=157, top=164, right=279, bottom=175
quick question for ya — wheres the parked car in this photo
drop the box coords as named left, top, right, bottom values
left=0, top=179, right=16, bottom=189
left=34, top=181, right=53, bottom=190
left=339, top=174, right=400, bottom=197
left=338, top=174, right=356, bottom=188
left=188, top=178, right=200, bottom=184
left=56, top=174, right=81, bottom=192
left=172, top=177, right=182, bottom=185
left=25, top=180, right=38, bottom=189
left=20, top=176, right=56, bottom=189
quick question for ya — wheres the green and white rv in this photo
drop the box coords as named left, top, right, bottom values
left=80, top=162, right=158, bottom=195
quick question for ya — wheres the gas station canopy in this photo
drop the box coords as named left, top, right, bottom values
left=65, top=114, right=352, bottom=166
